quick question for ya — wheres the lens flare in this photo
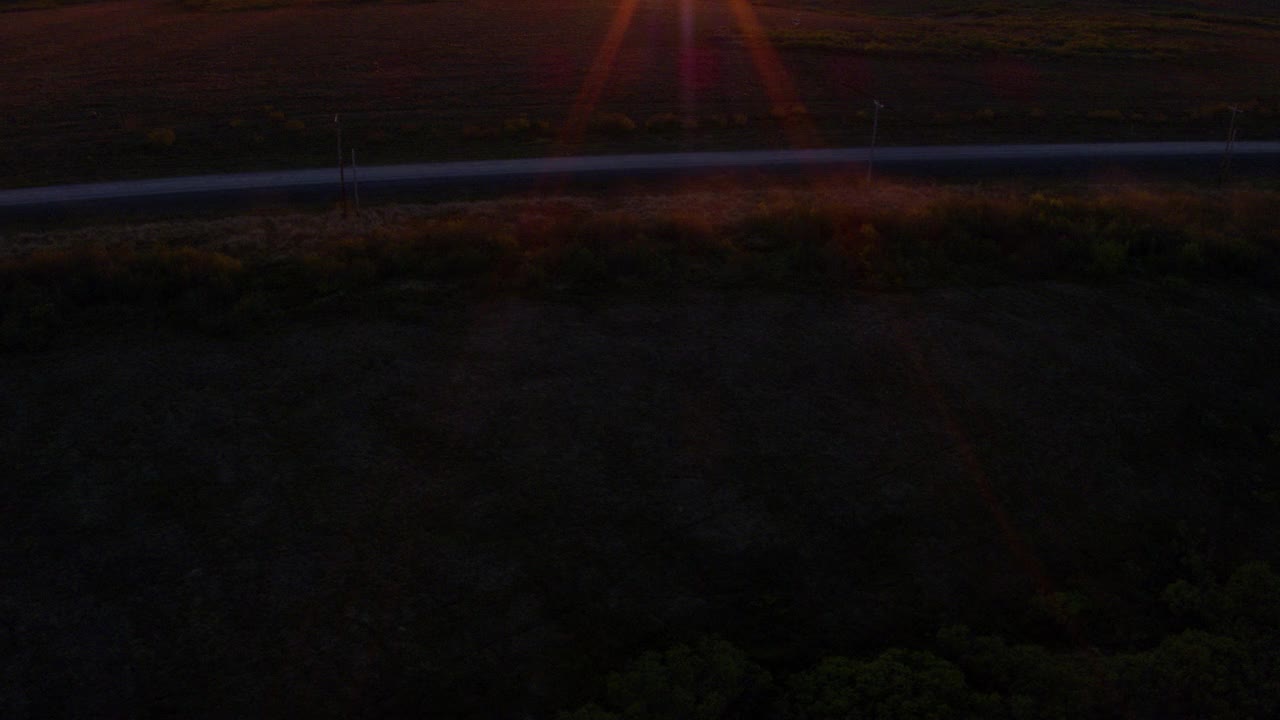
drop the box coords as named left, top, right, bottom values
left=726, top=0, right=820, bottom=147
left=556, top=0, right=642, bottom=152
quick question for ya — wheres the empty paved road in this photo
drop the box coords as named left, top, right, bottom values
left=2, top=142, right=1277, bottom=218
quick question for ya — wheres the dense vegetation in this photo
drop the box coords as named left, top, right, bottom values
left=560, top=559, right=1280, bottom=719
left=3, top=1, right=1278, bottom=714
left=4, top=184, right=1276, bottom=350
left=5, top=182, right=1279, bottom=715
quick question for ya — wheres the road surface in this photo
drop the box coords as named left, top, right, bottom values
left=2, top=142, right=1277, bottom=219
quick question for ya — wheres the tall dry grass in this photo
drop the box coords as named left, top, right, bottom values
left=3, top=182, right=1277, bottom=349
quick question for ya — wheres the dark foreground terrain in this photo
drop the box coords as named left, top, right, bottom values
left=3, top=280, right=1279, bottom=717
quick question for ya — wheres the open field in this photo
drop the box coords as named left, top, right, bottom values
left=5, top=2, right=1280, bottom=712
left=1, top=0, right=1277, bottom=188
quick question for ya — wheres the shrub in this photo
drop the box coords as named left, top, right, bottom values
left=146, top=127, right=176, bottom=147
left=559, top=637, right=772, bottom=720
left=419, top=220, right=518, bottom=279
left=935, top=626, right=1106, bottom=718
left=647, top=212, right=729, bottom=262
left=701, top=113, right=728, bottom=130
left=462, top=124, right=499, bottom=140
left=1115, top=630, right=1253, bottom=720
left=770, top=104, right=809, bottom=126
left=645, top=113, right=683, bottom=134
left=4, top=185, right=1275, bottom=349
left=589, top=112, right=637, bottom=136
left=785, top=649, right=991, bottom=720
left=1086, top=109, right=1126, bottom=122
left=503, top=115, right=532, bottom=135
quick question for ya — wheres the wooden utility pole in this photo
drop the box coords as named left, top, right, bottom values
left=351, top=148, right=361, bottom=217
left=867, top=99, right=884, bottom=184
left=336, top=114, right=348, bottom=217
left=1219, top=106, right=1241, bottom=185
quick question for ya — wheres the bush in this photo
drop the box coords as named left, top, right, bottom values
left=4, top=184, right=1276, bottom=350
left=785, top=649, right=992, bottom=720
left=589, top=112, right=637, bottom=136
left=701, top=114, right=729, bottom=130
left=1086, top=110, right=1125, bottom=122
left=936, top=626, right=1106, bottom=719
left=503, top=115, right=532, bottom=135
left=462, top=124, right=499, bottom=141
left=1115, top=630, right=1253, bottom=720
left=645, top=113, right=683, bottom=134
left=146, top=127, right=176, bottom=147
left=559, top=637, right=772, bottom=720
left=769, top=104, right=809, bottom=127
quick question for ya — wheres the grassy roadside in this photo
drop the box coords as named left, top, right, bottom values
left=5, top=98, right=1275, bottom=191
left=3, top=182, right=1277, bottom=350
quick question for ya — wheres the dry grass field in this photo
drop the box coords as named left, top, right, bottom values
left=4, top=4, right=1280, bottom=716
left=1, top=0, right=1277, bottom=188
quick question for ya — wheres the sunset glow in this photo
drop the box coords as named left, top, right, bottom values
left=556, top=0, right=822, bottom=152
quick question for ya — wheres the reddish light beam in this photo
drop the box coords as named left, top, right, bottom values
left=555, top=0, right=641, bottom=153
left=725, top=0, right=821, bottom=147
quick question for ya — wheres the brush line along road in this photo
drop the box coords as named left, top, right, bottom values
left=1, top=142, right=1278, bottom=217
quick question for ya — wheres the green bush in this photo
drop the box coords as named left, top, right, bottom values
left=936, top=626, right=1105, bottom=720
left=590, top=112, right=637, bottom=136
left=4, top=185, right=1277, bottom=350
left=645, top=113, right=683, bottom=134
left=1114, top=630, right=1252, bottom=720
left=559, top=636, right=772, bottom=720
left=503, top=115, right=532, bottom=135
left=1086, top=110, right=1125, bottom=122
left=785, top=649, right=992, bottom=720
left=146, top=127, right=176, bottom=147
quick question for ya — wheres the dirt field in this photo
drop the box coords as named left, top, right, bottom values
left=4, top=279, right=1279, bottom=717
left=1, top=0, right=1277, bottom=188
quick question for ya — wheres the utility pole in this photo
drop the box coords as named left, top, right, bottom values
left=336, top=114, right=348, bottom=218
left=351, top=148, right=361, bottom=218
left=1219, top=105, right=1241, bottom=185
left=867, top=99, right=884, bottom=184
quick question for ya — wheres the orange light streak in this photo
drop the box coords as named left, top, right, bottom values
left=892, top=319, right=1127, bottom=713
left=893, top=322, right=1053, bottom=595
left=555, top=0, right=642, bottom=153
left=679, top=0, right=696, bottom=118
left=725, top=0, right=820, bottom=147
